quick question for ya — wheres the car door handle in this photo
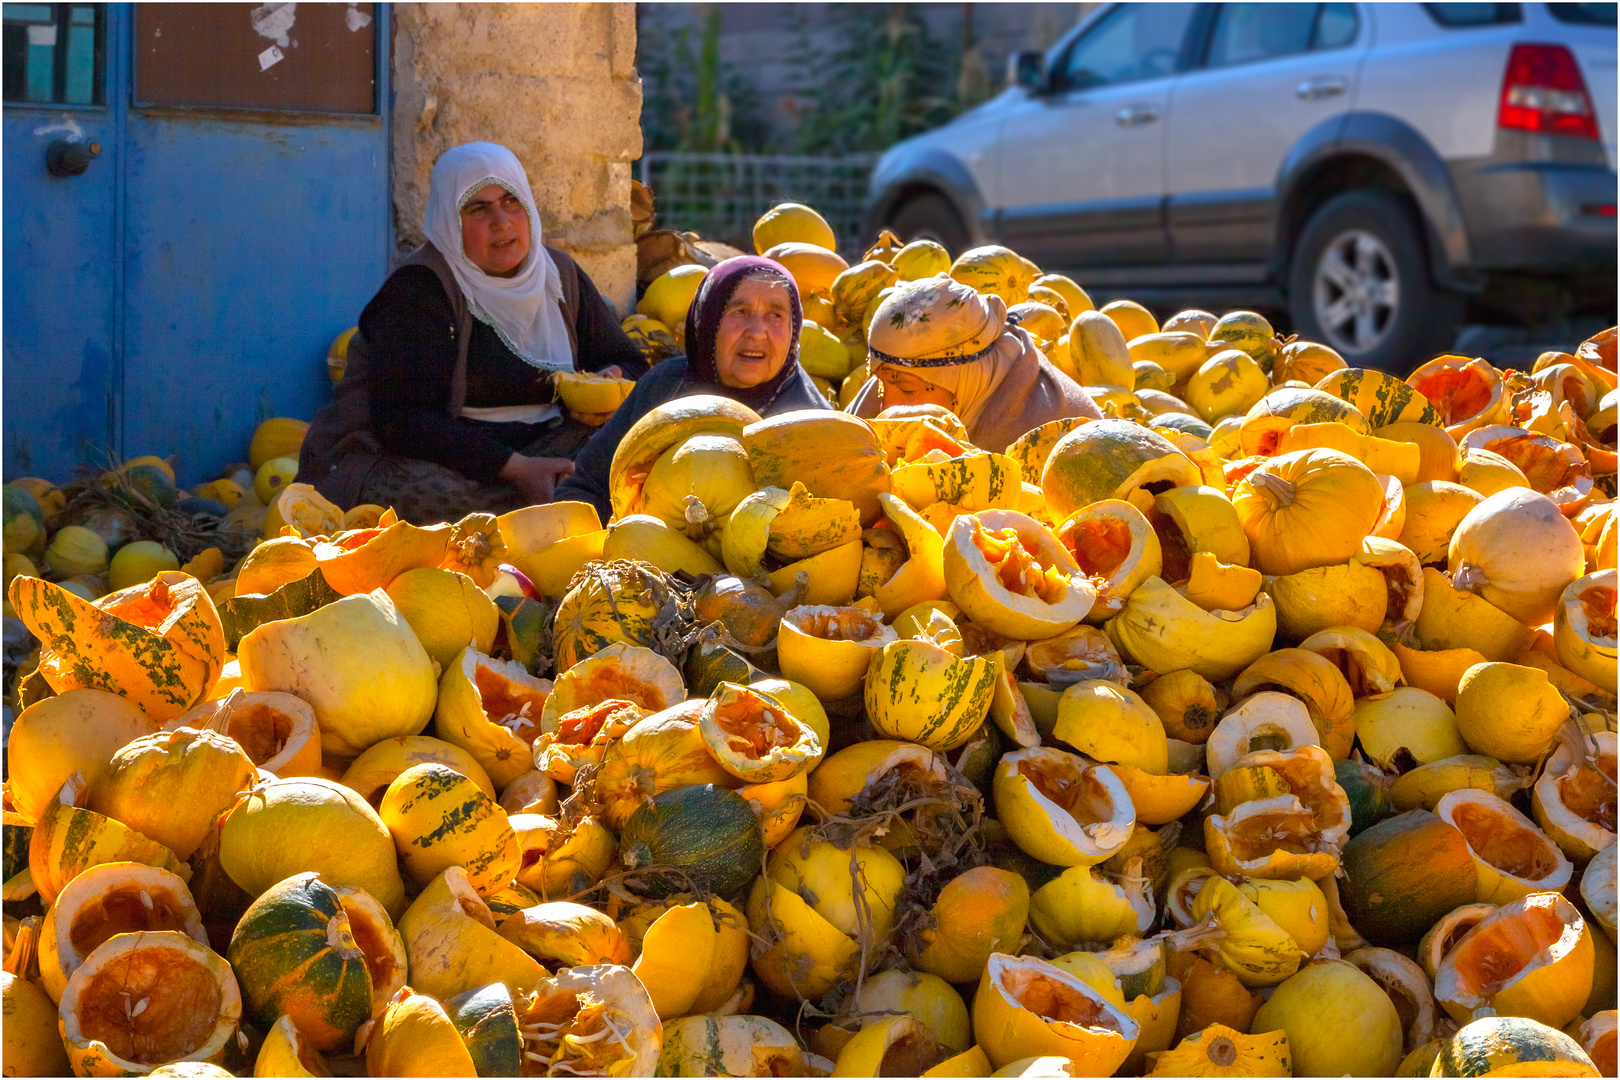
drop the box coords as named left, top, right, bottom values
left=1296, top=76, right=1348, bottom=101
left=1115, top=104, right=1159, bottom=127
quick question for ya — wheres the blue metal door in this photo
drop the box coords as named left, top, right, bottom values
left=2, top=2, right=121, bottom=480
left=3, top=2, right=391, bottom=488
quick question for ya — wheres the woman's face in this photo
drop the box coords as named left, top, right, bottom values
left=460, top=183, right=531, bottom=277
left=876, top=364, right=955, bottom=410
left=714, top=276, right=794, bottom=388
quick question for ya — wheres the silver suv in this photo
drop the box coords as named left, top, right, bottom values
left=865, top=2, right=1617, bottom=371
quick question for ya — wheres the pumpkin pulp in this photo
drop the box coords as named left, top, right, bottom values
left=520, top=990, right=632, bottom=1076
left=1555, top=750, right=1616, bottom=834
left=1000, top=967, right=1127, bottom=1032
left=556, top=700, right=638, bottom=746
left=972, top=524, right=1069, bottom=603
left=473, top=665, right=549, bottom=744
left=1223, top=802, right=1336, bottom=858
left=223, top=702, right=299, bottom=764
left=1449, top=904, right=1578, bottom=994
left=76, top=944, right=224, bottom=1064
left=794, top=607, right=885, bottom=642
left=68, top=883, right=193, bottom=956
left=1018, top=758, right=1117, bottom=823
left=1412, top=369, right=1491, bottom=426
left=710, top=694, right=799, bottom=758
left=1062, top=516, right=1134, bottom=580
left=337, top=895, right=403, bottom=999
left=1446, top=800, right=1565, bottom=881
left=1582, top=585, right=1617, bottom=638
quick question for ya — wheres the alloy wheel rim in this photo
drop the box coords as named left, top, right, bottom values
left=1313, top=228, right=1400, bottom=355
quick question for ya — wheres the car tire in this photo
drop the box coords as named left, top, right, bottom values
left=887, top=192, right=971, bottom=257
left=1287, top=190, right=1464, bottom=373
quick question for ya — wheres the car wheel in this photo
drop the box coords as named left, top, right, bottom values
left=887, top=192, right=970, bottom=256
left=1288, top=190, right=1463, bottom=373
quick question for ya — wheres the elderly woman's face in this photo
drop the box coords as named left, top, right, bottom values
left=876, top=364, right=955, bottom=410
left=460, top=183, right=531, bottom=277
left=714, top=276, right=794, bottom=388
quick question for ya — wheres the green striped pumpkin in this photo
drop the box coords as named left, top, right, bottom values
left=620, top=784, right=764, bottom=901
left=551, top=560, right=668, bottom=673
left=482, top=880, right=541, bottom=926
left=444, top=982, right=523, bottom=1078
left=1006, top=418, right=1089, bottom=488
left=1335, top=757, right=1394, bottom=837
left=227, top=872, right=404, bottom=1054
left=656, top=1015, right=805, bottom=1077
left=864, top=638, right=998, bottom=751
left=1317, top=368, right=1443, bottom=428
left=378, top=763, right=520, bottom=897
left=891, top=451, right=1021, bottom=511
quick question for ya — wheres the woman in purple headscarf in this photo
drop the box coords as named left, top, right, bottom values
left=555, top=255, right=831, bottom=521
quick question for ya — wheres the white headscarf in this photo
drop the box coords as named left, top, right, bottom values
left=422, top=142, right=573, bottom=372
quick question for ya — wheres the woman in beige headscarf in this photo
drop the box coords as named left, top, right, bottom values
left=847, top=275, right=1101, bottom=452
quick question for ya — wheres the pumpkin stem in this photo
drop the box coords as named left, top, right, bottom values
left=208, top=688, right=246, bottom=736
left=1451, top=562, right=1486, bottom=594
left=1247, top=469, right=1296, bottom=507
left=4, top=916, right=40, bottom=978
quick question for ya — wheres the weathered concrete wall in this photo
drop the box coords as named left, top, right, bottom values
left=392, top=4, right=641, bottom=311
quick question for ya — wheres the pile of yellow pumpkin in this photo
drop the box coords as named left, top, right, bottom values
left=2, top=202, right=1616, bottom=1079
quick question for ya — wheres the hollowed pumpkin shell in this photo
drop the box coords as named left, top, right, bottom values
left=1582, top=842, right=1617, bottom=943
left=308, top=518, right=452, bottom=596
left=1298, top=625, right=1402, bottom=695
left=777, top=604, right=897, bottom=702
left=1437, top=789, right=1573, bottom=905
left=1344, top=946, right=1438, bottom=1055
left=40, top=862, right=206, bottom=1006
left=1554, top=570, right=1617, bottom=693
left=872, top=493, right=950, bottom=618
left=1418, top=902, right=1498, bottom=981
left=1041, top=420, right=1201, bottom=520
left=1203, top=745, right=1352, bottom=880
left=1531, top=729, right=1616, bottom=863
left=516, top=963, right=663, bottom=1078
left=10, top=571, right=225, bottom=723
left=1461, top=425, right=1593, bottom=511
left=1106, top=577, right=1277, bottom=682
left=627, top=897, right=749, bottom=1020
left=1232, top=649, right=1356, bottom=761
left=972, top=952, right=1140, bottom=1073
left=397, top=867, right=544, bottom=1004
left=699, top=681, right=821, bottom=783
left=993, top=747, right=1136, bottom=867
left=171, top=691, right=320, bottom=779
left=531, top=700, right=644, bottom=786
left=1407, top=355, right=1508, bottom=439
left=1204, top=692, right=1320, bottom=778
left=509, top=814, right=616, bottom=902
left=944, top=510, right=1094, bottom=639
left=1054, top=499, right=1162, bottom=621
left=1433, top=891, right=1594, bottom=1029
left=58, top=931, right=241, bottom=1077
left=434, top=647, right=554, bottom=791
left=496, top=902, right=630, bottom=970
left=538, top=643, right=683, bottom=731
left=1239, top=387, right=1370, bottom=457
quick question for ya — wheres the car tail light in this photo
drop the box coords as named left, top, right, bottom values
left=1498, top=43, right=1600, bottom=140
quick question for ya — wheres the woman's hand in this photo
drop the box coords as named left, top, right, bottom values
left=500, top=453, right=575, bottom=505
left=567, top=366, right=623, bottom=426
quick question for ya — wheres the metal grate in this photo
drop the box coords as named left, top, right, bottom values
left=637, top=152, right=879, bottom=260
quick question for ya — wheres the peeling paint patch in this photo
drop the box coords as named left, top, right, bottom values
left=250, top=2, right=296, bottom=48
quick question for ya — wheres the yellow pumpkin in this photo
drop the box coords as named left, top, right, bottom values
left=910, top=866, right=1032, bottom=984
left=1434, top=891, right=1594, bottom=1030
left=864, top=634, right=998, bottom=752
left=86, top=726, right=256, bottom=861
left=363, top=986, right=476, bottom=1077
left=433, top=647, right=554, bottom=791
left=1041, top=420, right=1201, bottom=520
left=379, top=764, right=519, bottom=897
left=1437, top=789, right=1573, bottom=905
left=993, top=747, right=1136, bottom=867
left=172, top=691, right=321, bottom=779
left=1448, top=487, right=1584, bottom=626
left=1251, top=959, right=1403, bottom=1077
left=972, top=952, right=1140, bottom=1072
left=1149, top=1024, right=1291, bottom=1077
left=1106, top=577, right=1276, bottom=682
left=27, top=773, right=191, bottom=907
left=396, top=867, right=544, bottom=1003
left=944, top=510, right=1095, bottom=639
left=777, top=604, right=897, bottom=702
left=6, top=688, right=158, bottom=824
left=593, top=700, right=737, bottom=830
left=1232, top=449, right=1385, bottom=576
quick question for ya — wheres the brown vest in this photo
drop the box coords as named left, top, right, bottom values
left=297, top=242, right=582, bottom=505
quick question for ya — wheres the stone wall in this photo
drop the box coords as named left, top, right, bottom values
left=392, top=3, right=641, bottom=311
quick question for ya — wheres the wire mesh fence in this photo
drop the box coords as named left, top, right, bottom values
left=637, top=152, right=880, bottom=260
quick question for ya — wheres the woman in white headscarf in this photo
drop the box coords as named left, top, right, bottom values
left=298, top=142, right=648, bottom=522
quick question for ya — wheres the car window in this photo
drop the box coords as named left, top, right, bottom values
left=1315, top=3, right=1359, bottom=47
left=1546, top=2, right=1617, bottom=24
left=1203, top=3, right=1360, bottom=66
left=1051, top=2, right=1197, bottom=92
left=1421, top=3, right=1523, bottom=27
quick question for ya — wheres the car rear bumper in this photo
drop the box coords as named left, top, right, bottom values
left=1453, top=159, right=1617, bottom=272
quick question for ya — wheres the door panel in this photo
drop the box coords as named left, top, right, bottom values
left=2, top=1, right=118, bottom=479
left=994, top=2, right=1197, bottom=270
left=1167, top=2, right=1369, bottom=264
left=120, top=110, right=389, bottom=482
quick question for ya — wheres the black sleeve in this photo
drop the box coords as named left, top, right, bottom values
left=554, top=358, right=688, bottom=521
left=571, top=268, right=651, bottom=380
left=363, top=266, right=519, bottom=484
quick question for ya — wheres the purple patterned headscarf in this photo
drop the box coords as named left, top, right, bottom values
left=682, top=255, right=803, bottom=410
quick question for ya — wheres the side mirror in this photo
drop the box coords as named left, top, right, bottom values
left=1008, top=50, right=1046, bottom=93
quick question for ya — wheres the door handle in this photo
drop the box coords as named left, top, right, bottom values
left=45, top=139, right=97, bottom=177
left=1296, top=76, right=1348, bottom=101
left=1115, top=104, right=1159, bottom=127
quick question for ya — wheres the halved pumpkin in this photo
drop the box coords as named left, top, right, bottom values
left=993, top=747, right=1136, bottom=867
left=1437, top=789, right=1573, bottom=904
left=59, top=931, right=241, bottom=1076
left=1231, top=649, right=1356, bottom=761
left=1054, top=499, right=1163, bottom=621
left=1406, top=355, right=1508, bottom=439
left=516, top=962, right=662, bottom=1078
left=1433, top=891, right=1594, bottom=1029
left=592, top=700, right=737, bottom=830
left=538, top=643, right=683, bottom=731
left=699, top=681, right=822, bottom=782
left=531, top=700, right=644, bottom=786
left=434, top=647, right=554, bottom=791
left=944, top=510, right=1094, bottom=639
left=170, top=691, right=320, bottom=778
left=1204, top=692, right=1320, bottom=778
left=1531, top=729, right=1615, bottom=864
left=1203, top=745, right=1352, bottom=880
left=1554, top=570, right=1617, bottom=694
left=972, top=952, right=1140, bottom=1073
left=864, top=635, right=998, bottom=752
left=777, top=604, right=896, bottom=702
left=40, top=862, right=206, bottom=1006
